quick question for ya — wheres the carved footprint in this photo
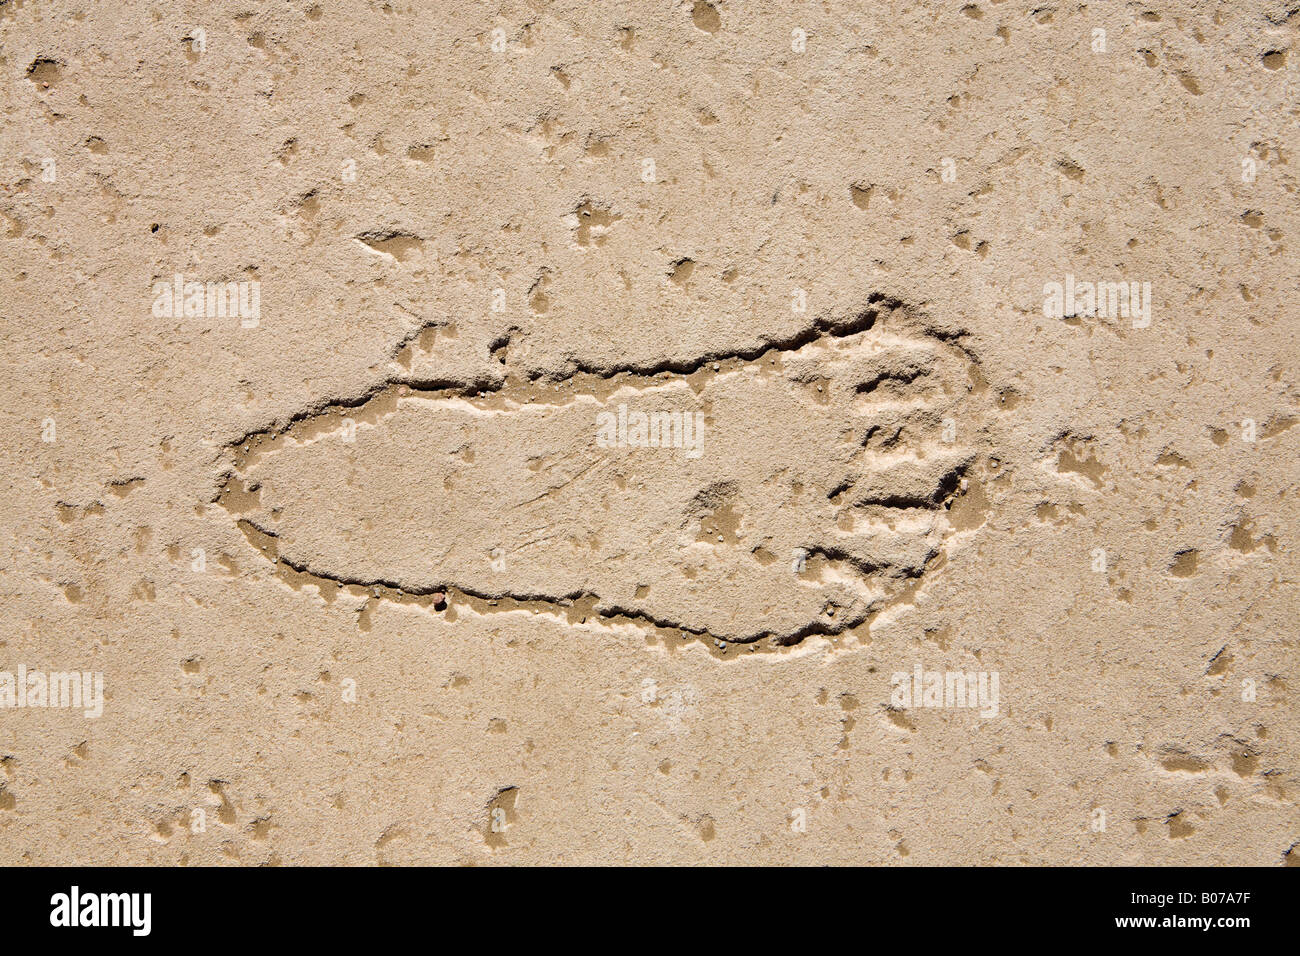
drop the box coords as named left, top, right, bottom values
left=219, top=296, right=994, bottom=653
